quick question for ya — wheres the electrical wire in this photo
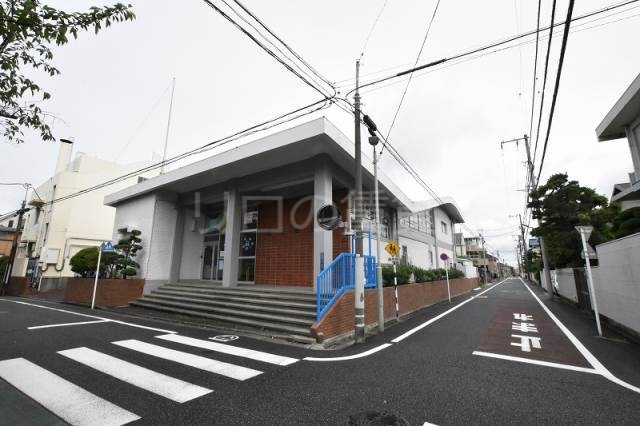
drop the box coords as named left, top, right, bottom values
left=381, top=0, right=441, bottom=157
left=230, top=0, right=335, bottom=91
left=344, top=0, right=639, bottom=97
left=221, top=0, right=334, bottom=98
left=535, top=0, right=576, bottom=185
left=201, top=0, right=332, bottom=99
left=357, top=7, right=640, bottom=96
left=528, top=0, right=542, bottom=157
left=42, top=98, right=332, bottom=207
left=532, top=0, right=557, bottom=169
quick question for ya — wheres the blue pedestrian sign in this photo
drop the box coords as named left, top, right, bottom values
left=101, top=241, right=116, bottom=253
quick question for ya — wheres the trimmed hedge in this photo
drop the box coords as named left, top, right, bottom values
left=381, top=264, right=464, bottom=286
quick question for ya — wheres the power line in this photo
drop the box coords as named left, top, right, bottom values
left=42, top=98, right=332, bottom=207
left=230, top=0, right=335, bottom=91
left=532, top=0, right=557, bottom=169
left=344, top=0, right=639, bottom=97
left=357, top=7, right=640, bottom=97
left=381, top=0, right=441, bottom=157
left=528, top=0, right=542, bottom=159
left=535, top=0, right=576, bottom=185
left=201, top=0, right=332, bottom=99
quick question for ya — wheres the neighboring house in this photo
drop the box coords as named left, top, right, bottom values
left=12, top=140, right=157, bottom=289
left=0, top=224, right=17, bottom=257
left=596, top=72, right=640, bottom=210
left=397, top=200, right=463, bottom=269
left=464, top=236, right=500, bottom=278
left=104, top=117, right=467, bottom=295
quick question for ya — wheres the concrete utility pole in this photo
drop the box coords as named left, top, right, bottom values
left=539, top=236, right=553, bottom=299
left=480, top=233, right=488, bottom=285
left=353, top=59, right=366, bottom=343
left=1, top=185, right=29, bottom=294
left=372, top=137, right=385, bottom=332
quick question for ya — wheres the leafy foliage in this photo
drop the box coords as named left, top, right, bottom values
left=0, top=255, right=8, bottom=279
left=528, top=173, right=618, bottom=268
left=69, top=229, right=142, bottom=278
left=1, top=0, right=135, bottom=143
left=611, top=206, right=640, bottom=239
left=382, top=264, right=464, bottom=286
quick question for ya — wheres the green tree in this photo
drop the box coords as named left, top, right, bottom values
left=528, top=173, right=617, bottom=268
left=1, top=0, right=135, bottom=143
left=611, top=206, right=640, bottom=239
left=113, top=229, right=141, bottom=278
left=69, top=246, right=119, bottom=278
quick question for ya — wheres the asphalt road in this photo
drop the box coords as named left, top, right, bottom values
left=1, top=277, right=639, bottom=425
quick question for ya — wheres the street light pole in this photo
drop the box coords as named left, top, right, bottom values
left=372, top=138, right=384, bottom=332
left=1, top=184, right=29, bottom=295
left=353, top=59, right=365, bottom=343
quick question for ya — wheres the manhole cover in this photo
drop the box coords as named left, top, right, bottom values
left=348, top=411, right=409, bottom=426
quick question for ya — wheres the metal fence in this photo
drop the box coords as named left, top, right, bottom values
left=316, top=252, right=377, bottom=321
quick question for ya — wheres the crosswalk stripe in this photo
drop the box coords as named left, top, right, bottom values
left=155, top=334, right=299, bottom=366
left=0, top=358, right=140, bottom=426
left=113, top=339, right=262, bottom=381
left=58, top=347, right=212, bottom=403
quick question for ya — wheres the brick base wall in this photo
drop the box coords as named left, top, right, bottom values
left=64, top=278, right=145, bottom=308
left=312, top=277, right=479, bottom=340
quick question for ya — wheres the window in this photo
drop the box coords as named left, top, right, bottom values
left=8, top=220, right=13, bottom=228
left=441, top=221, right=448, bottom=234
left=34, top=208, right=40, bottom=224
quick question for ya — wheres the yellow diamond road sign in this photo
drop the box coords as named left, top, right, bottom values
left=385, top=240, right=400, bottom=257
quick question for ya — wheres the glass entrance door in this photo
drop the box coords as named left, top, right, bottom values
left=202, top=234, right=224, bottom=281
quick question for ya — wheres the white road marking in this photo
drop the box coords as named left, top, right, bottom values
left=472, top=351, right=598, bottom=374
left=510, top=334, right=542, bottom=352
left=304, top=343, right=392, bottom=362
left=28, top=320, right=109, bottom=330
left=0, top=298, right=176, bottom=334
left=391, top=278, right=509, bottom=343
left=519, top=278, right=640, bottom=395
left=58, top=347, right=211, bottom=403
left=155, top=334, right=298, bottom=366
left=113, top=339, right=262, bottom=381
left=0, top=357, right=140, bottom=426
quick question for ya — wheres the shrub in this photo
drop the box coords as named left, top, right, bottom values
left=381, top=264, right=465, bottom=285
left=69, top=229, right=142, bottom=279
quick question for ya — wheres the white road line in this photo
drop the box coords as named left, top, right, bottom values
left=472, top=350, right=599, bottom=374
left=0, top=358, right=140, bottom=426
left=155, top=334, right=299, bottom=366
left=58, top=347, right=211, bottom=403
left=113, top=339, right=262, bottom=381
left=0, top=298, right=176, bottom=334
left=391, top=278, right=510, bottom=343
left=28, top=320, right=109, bottom=330
left=519, top=278, right=640, bottom=395
left=304, top=343, right=392, bottom=362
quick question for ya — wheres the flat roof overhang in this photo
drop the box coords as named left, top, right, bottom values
left=596, top=73, right=640, bottom=141
left=612, top=181, right=640, bottom=202
left=104, top=117, right=414, bottom=211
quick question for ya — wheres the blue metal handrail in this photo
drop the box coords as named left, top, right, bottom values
left=316, top=252, right=377, bottom=321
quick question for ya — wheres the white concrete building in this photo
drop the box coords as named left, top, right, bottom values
left=14, top=140, right=157, bottom=288
left=597, top=72, right=640, bottom=210
left=104, top=118, right=467, bottom=294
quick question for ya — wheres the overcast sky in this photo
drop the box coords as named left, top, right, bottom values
left=1, top=0, right=639, bottom=265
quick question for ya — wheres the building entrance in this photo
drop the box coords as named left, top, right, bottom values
left=201, top=233, right=224, bottom=281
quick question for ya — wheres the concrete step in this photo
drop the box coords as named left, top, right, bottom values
left=132, top=297, right=314, bottom=327
left=160, top=285, right=316, bottom=303
left=142, top=294, right=316, bottom=319
left=129, top=300, right=312, bottom=336
left=152, top=289, right=316, bottom=310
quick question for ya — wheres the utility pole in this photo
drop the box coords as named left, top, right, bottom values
left=539, top=236, right=553, bottom=299
left=1, top=185, right=29, bottom=295
left=353, top=59, right=366, bottom=343
left=480, top=233, right=488, bottom=285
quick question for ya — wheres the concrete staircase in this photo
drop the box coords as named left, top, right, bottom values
left=130, top=282, right=317, bottom=341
